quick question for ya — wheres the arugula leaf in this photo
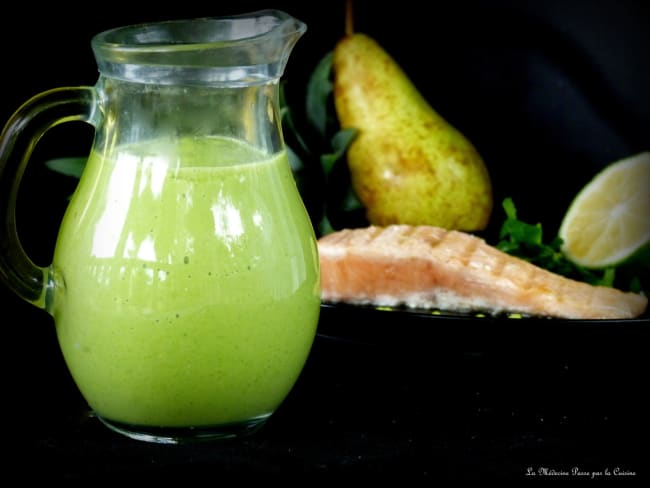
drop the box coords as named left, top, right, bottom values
left=496, top=197, right=617, bottom=288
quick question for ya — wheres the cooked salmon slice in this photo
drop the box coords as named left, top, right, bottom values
left=318, top=225, right=648, bottom=320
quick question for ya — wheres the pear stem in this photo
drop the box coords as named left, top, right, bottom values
left=344, top=0, right=355, bottom=36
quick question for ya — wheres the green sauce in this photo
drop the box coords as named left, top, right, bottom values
left=51, top=136, right=320, bottom=428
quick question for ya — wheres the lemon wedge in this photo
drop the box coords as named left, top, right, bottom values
left=559, top=152, right=650, bottom=269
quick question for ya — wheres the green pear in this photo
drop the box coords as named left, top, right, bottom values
left=333, top=32, right=493, bottom=231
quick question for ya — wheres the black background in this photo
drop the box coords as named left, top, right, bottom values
left=1, top=0, right=649, bottom=482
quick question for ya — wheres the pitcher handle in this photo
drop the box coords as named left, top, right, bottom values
left=0, top=87, right=96, bottom=310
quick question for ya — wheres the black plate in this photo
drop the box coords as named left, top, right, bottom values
left=316, top=302, right=650, bottom=354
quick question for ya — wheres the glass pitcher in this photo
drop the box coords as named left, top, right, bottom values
left=0, top=10, right=320, bottom=443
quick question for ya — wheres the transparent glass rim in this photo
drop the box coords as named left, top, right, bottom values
left=90, top=10, right=307, bottom=86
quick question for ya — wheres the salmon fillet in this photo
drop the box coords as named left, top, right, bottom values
left=318, top=225, right=648, bottom=320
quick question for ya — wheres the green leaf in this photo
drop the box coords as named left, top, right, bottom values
left=285, top=143, right=304, bottom=173
left=498, top=197, right=543, bottom=246
left=599, top=268, right=616, bottom=287
left=306, top=51, right=334, bottom=138
left=341, top=184, right=364, bottom=212
left=280, top=83, right=311, bottom=155
left=45, top=157, right=87, bottom=179
left=318, top=215, right=335, bottom=236
left=495, top=197, right=637, bottom=290
left=502, top=196, right=517, bottom=219
left=320, top=128, right=357, bottom=176
left=331, top=128, right=357, bottom=153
